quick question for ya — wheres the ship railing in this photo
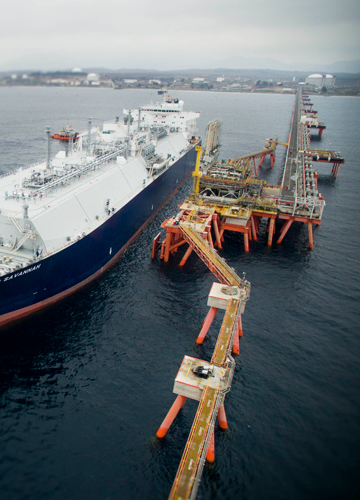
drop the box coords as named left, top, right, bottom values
left=0, top=170, right=16, bottom=180
left=18, top=160, right=45, bottom=172
left=149, top=126, right=167, bottom=140
left=289, top=195, right=324, bottom=220
left=8, top=217, right=38, bottom=251
left=0, top=160, right=45, bottom=180
left=28, top=146, right=127, bottom=197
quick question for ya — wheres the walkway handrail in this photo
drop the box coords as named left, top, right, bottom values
left=180, top=224, right=242, bottom=287
left=168, top=386, right=219, bottom=500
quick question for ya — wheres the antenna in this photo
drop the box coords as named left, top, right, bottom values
left=88, top=117, right=92, bottom=154
left=46, top=126, right=51, bottom=168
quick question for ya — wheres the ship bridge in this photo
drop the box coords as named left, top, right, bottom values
left=125, top=96, right=200, bottom=139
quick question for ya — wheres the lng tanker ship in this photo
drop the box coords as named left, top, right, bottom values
left=0, top=95, right=200, bottom=327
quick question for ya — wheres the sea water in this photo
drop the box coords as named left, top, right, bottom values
left=0, top=87, right=359, bottom=500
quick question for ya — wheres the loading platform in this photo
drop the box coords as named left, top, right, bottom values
left=152, top=88, right=343, bottom=255
left=227, top=137, right=278, bottom=175
left=304, top=149, right=344, bottom=178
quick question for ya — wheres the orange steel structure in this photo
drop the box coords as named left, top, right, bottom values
left=152, top=204, right=281, bottom=260
left=153, top=207, right=251, bottom=500
left=301, top=94, right=326, bottom=138
left=307, top=123, right=326, bottom=138
left=152, top=90, right=344, bottom=258
left=157, top=281, right=250, bottom=500
left=228, top=138, right=277, bottom=175
left=152, top=89, right=343, bottom=500
left=156, top=395, right=187, bottom=439
left=305, top=150, right=345, bottom=179
left=156, top=296, right=244, bottom=439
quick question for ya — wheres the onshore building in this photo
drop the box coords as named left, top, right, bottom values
left=87, top=73, right=100, bottom=82
left=305, top=73, right=335, bottom=88
left=324, top=74, right=336, bottom=87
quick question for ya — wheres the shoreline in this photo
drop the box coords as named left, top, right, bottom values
left=0, top=84, right=358, bottom=97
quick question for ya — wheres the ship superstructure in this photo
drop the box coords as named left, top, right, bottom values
left=0, top=94, right=200, bottom=327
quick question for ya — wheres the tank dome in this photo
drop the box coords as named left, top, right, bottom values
left=87, top=73, right=100, bottom=82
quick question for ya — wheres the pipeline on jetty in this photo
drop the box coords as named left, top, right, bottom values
left=153, top=88, right=344, bottom=256
left=153, top=88, right=343, bottom=500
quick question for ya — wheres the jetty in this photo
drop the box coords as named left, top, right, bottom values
left=152, top=88, right=343, bottom=500
left=153, top=89, right=343, bottom=255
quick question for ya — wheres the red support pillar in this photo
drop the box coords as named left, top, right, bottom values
left=251, top=216, right=257, bottom=241
left=206, top=428, right=215, bottom=463
left=270, top=153, right=275, bottom=169
left=314, top=172, right=319, bottom=190
left=171, top=232, right=181, bottom=252
left=179, top=245, right=193, bottom=266
left=268, top=218, right=275, bottom=246
left=169, top=238, right=187, bottom=254
left=232, top=327, right=239, bottom=354
left=277, top=219, right=293, bottom=243
left=196, top=307, right=218, bottom=344
left=164, top=231, right=172, bottom=262
left=219, top=228, right=225, bottom=243
left=238, top=314, right=243, bottom=337
left=207, top=230, right=214, bottom=249
left=258, top=154, right=265, bottom=168
left=213, top=215, right=222, bottom=249
left=252, top=157, right=258, bottom=177
left=160, top=240, right=165, bottom=260
left=156, top=395, right=187, bottom=438
left=244, top=231, right=249, bottom=252
left=218, top=405, right=228, bottom=430
left=332, top=162, right=340, bottom=179
left=151, top=232, right=161, bottom=259
left=308, top=222, right=314, bottom=250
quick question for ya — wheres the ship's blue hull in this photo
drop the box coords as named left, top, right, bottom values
left=0, top=145, right=198, bottom=327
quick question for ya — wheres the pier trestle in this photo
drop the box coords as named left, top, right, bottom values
left=158, top=288, right=248, bottom=500
left=152, top=88, right=343, bottom=500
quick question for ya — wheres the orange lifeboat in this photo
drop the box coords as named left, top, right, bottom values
left=50, top=125, right=79, bottom=142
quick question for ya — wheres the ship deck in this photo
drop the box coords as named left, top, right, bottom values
left=0, top=131, right=194, bottom=276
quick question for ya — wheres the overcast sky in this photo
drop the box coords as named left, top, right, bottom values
left=1, top=0, right=359, bottom=71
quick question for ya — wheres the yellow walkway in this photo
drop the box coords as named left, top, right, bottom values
left=180, top=224, right=242, bottom=287
left=168, top=297, right=241, bottom=500
left=168, top=386, right=219, bottom=500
